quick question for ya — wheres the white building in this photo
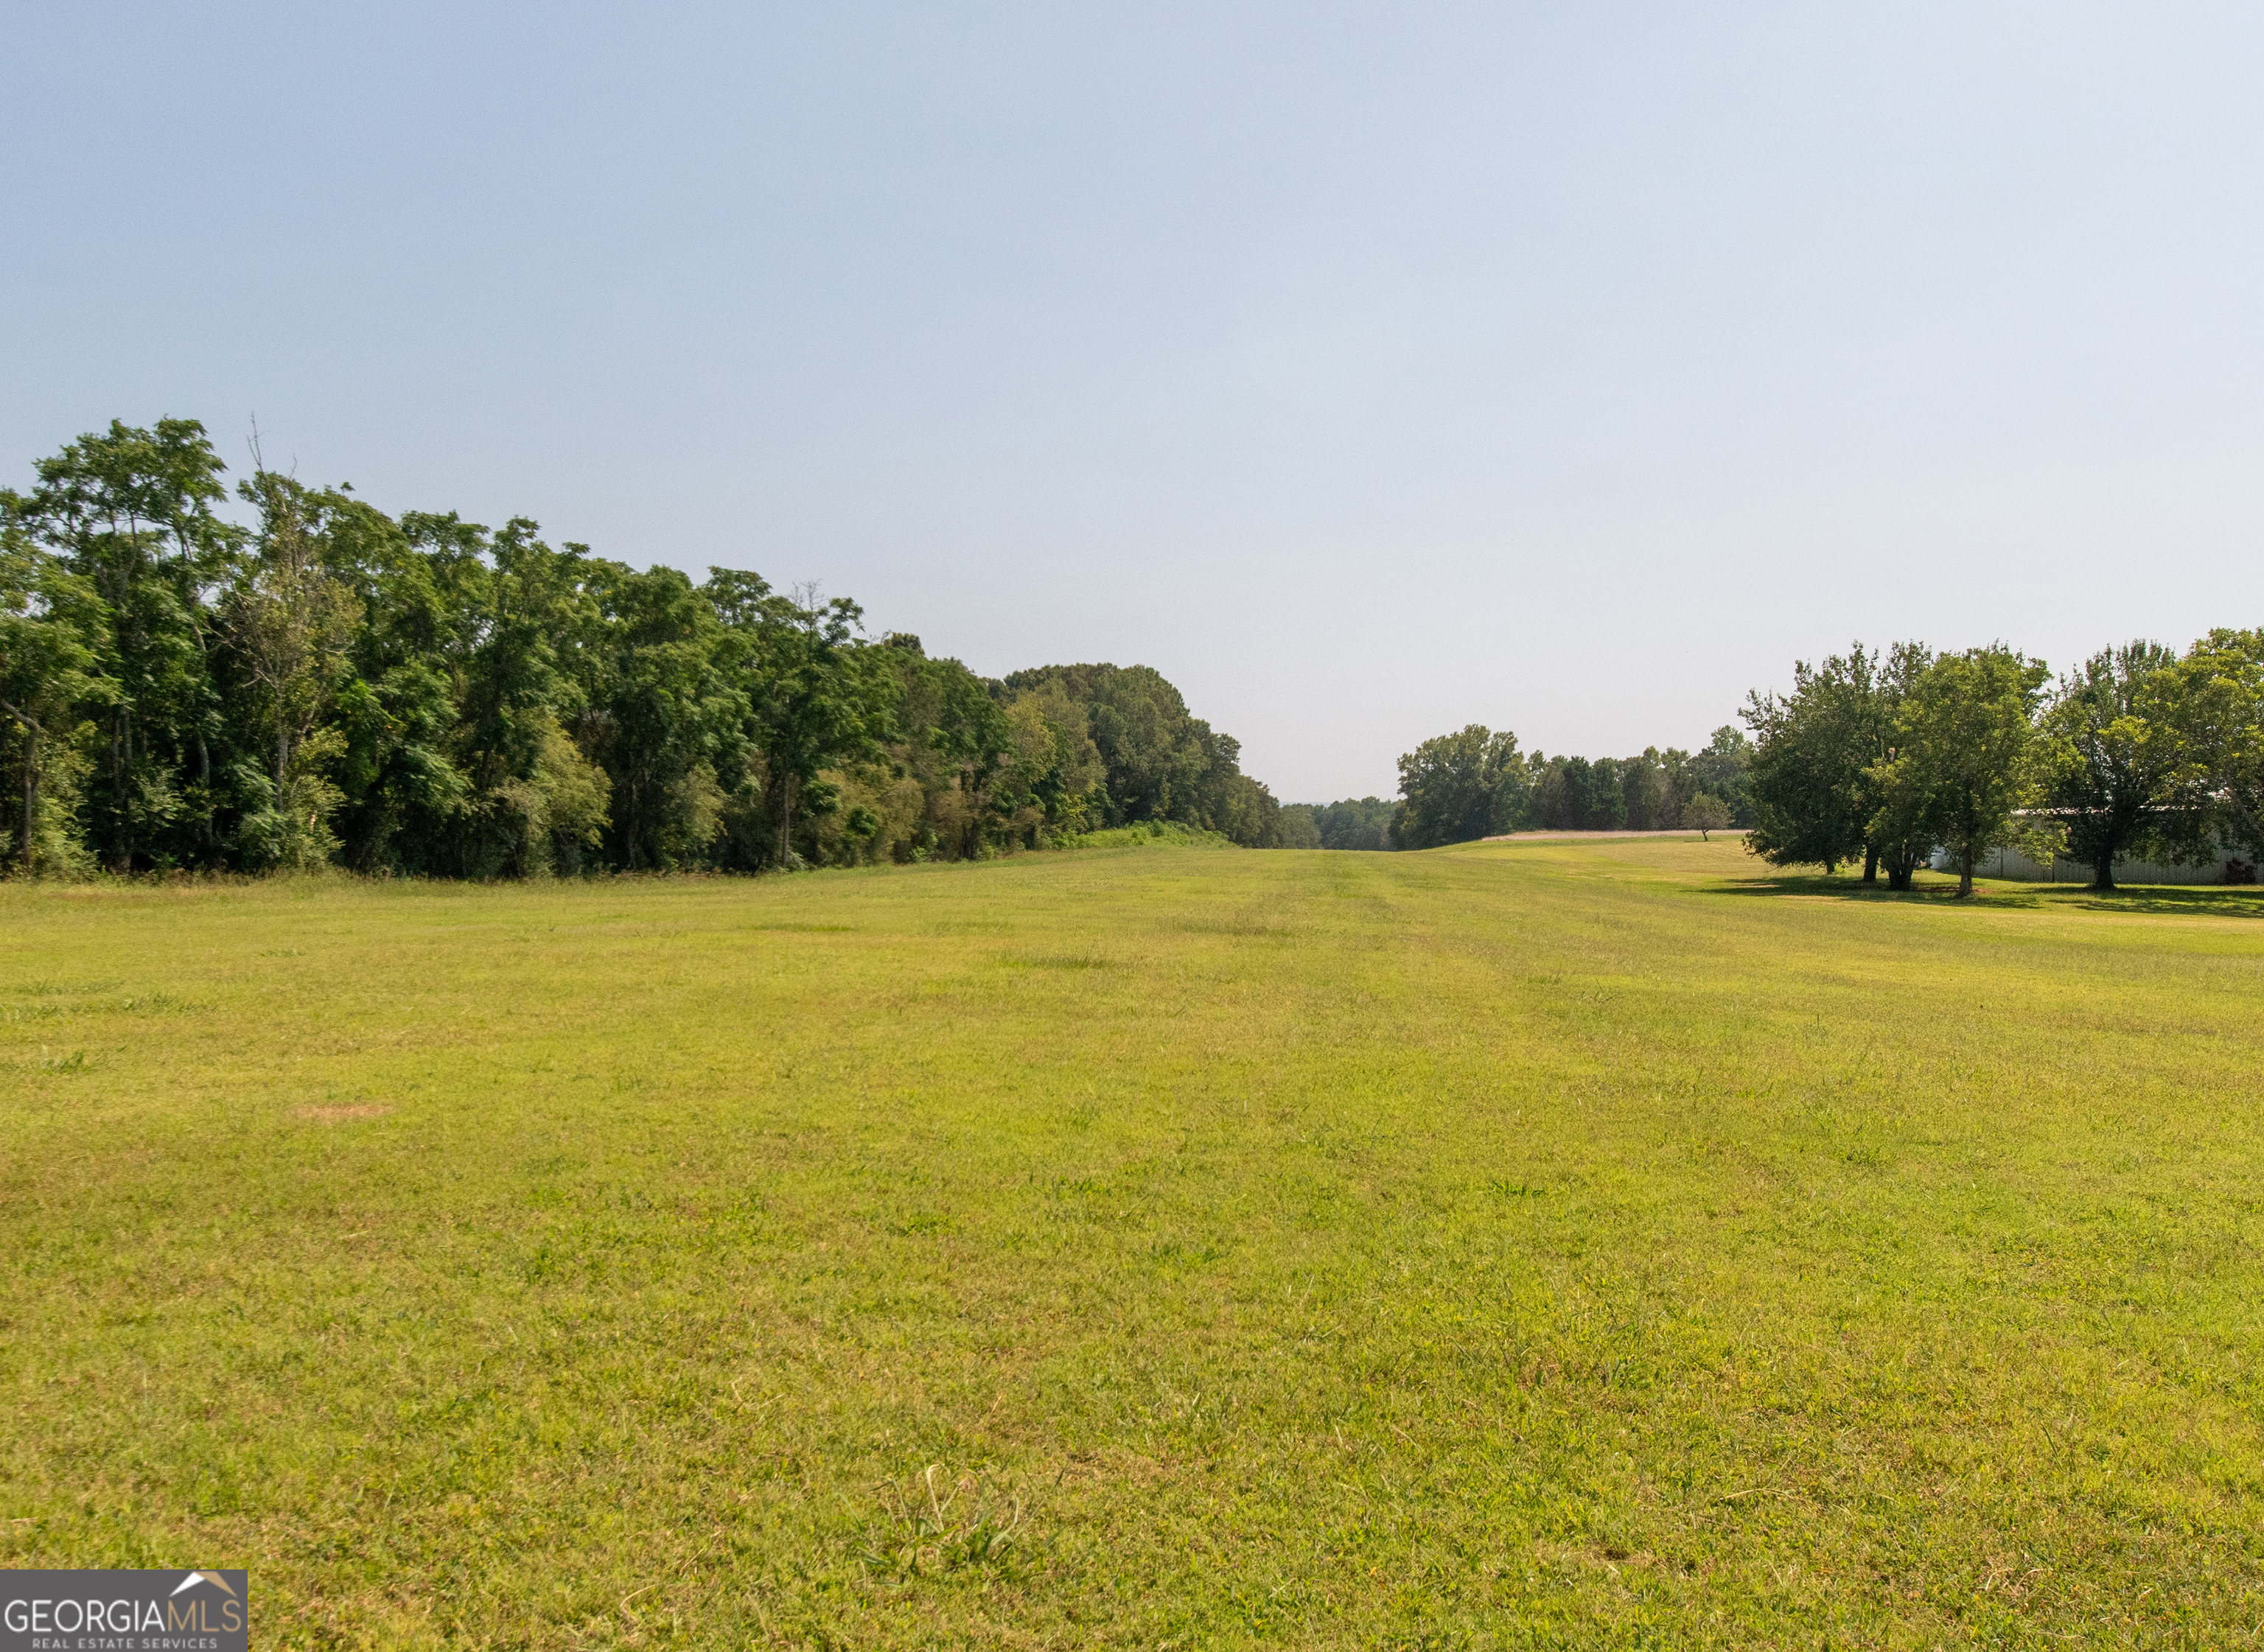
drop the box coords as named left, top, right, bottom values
left=1929, top=842, right=2258, bottom=885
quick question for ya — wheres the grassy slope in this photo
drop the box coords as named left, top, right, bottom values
left=1, top=839, right=2260, bottom=1648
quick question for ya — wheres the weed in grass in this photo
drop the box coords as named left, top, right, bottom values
left=21, top=1049, right=94, bottom=1072
left=858, top=1466, right=1030, bottom=1586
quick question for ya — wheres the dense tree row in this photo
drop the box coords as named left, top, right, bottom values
left=1742, top=636, right=2264, bottom=894
left=1279, top=795, right=1394, bottom=850
left=0, top=419, right=1288, bottom=877
left=1300, top=726, right=1751, bottom=852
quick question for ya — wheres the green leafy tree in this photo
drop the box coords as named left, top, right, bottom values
left=0, top=500, right=110, bottom=875
left=996, top=662, right=1279, bottom=842
left=1619, top=749, right=1671, bottom=830
left=1747, top=652, right=1862, bottom=874
left=450, top=520, right=610, bottom=877
left=2150, top=629, right=2264, bottom=867
left=1393, top=725, right=1526, bottom=848
left=738, top=584, right=895, bottom=869
left=1685, top=727, right=1753, bottom=826
left=1207, top=771, right=1287, bottom=847
left=324, top=505, right=474, bottom=873
left=581, top=563, right=748, bottom=869
left=1300, top=796, right=1397, bottom=850
left=1858, top=645, right=1939, bottom=889
left=1744, top=643, right=1916, bottom=878
left=1684, top=792, right=1730, bottom=840
left=998, top=678, right=1106, bottom=845
left=4, top=417, right=1313, bottom=879
left=1573, top=757, right=1627, bottom=830
left=1530, top=754, right=1624, bottom=830
left=13, top=419, right=245, bottom=869
left=873, top=637, right=1017, bottom=861
left=1870, top=645, right=2049, bottom=897
left=226, top=472, right=365, bottom=869
left=999, top=663, right=1198, bottom=827
left=2036, top=642, right=2179, bottom=889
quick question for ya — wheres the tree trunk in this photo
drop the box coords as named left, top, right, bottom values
left=21, top=726, right=35, bottom=879
left=2092, top=852, right=2115, bottom=891
left=1957, top=849, right=1974, bottom=898
left=778, top=773, right=794, bottom=869
left=1863, top=847, right=1878, bottom=883
left=197, top=732, right=212, bottom=856
left=110, top=713, right=130, bottom=873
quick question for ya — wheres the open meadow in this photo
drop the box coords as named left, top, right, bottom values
left=3, top=836, right=2262, bottom=1648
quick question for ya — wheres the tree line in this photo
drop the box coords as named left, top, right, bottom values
left=1306, top=631, right=2264, bottom=893
left=1740, top=636, right=2264, bottom=895
left=1290, top=728, right=1753, bottom=850
left=0, top=418, right=1292, bottom=878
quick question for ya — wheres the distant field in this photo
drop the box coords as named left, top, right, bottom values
left=4, top=839, right=2262, bottom=1648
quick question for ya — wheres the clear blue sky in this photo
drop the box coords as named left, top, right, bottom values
left=8, top=4, right=2261, bottom=801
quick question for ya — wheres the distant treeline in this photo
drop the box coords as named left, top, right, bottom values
left=1288, top=728, right=1753, bottom=850
left=1360, top=634, right=2264, bottom=895
left=1739, top=637, right=2264, bottom=894
left=1312, top=629, right=2264, bottom=893
left=0, top=419, right=1290, bottom=877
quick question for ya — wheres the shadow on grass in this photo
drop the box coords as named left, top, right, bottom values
left=2045, top=883, right=2264, bottom=917
left=1711, top=870, right=2264, bottom=917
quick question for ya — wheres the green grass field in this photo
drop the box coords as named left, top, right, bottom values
left=4, top=837, right=2262, bottom=1648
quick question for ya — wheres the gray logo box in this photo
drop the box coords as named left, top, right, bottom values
left=0, top=1571, right=246, bottom=1652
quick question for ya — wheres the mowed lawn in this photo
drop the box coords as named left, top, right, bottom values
left=4, top=839, right=2263, bottom=1648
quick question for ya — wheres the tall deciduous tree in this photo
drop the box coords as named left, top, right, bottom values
left=1744, top=642, right=1924, bottom=881
left=1291, top=796, right=1395, bottom=850
left=1746, top=645, right=1872, bottom=875
left=2036, top=642, right=2179, bottom=889
left=2151, top=629, right=2264, bottom=867
left=1870, top=645, right=2048, bottom=897
left=881, top=637, right=1017, bottom=861
left=1393, top=725, right=1526, bottom=848
left=450, top=519, right=611, bottom=877
left=0, top=498, right=110, bottom=875
left=994, top=662, right=1282, bottom=844
left=1861, top=644, right=1938, bottom=890
left=581, top=563, right=747, bottom=869
left=739, top=584, right=895, bottom=868
left=227, top=472, right=364, bottom=869
left=1685, top=727, right=1754, bottom=827
left=14, top=419, right=243, bottom=869
left=324, top=503, right=473, bottom=873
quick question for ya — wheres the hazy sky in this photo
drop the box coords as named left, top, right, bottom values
left=8, top=4, right=2261, bottom=801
